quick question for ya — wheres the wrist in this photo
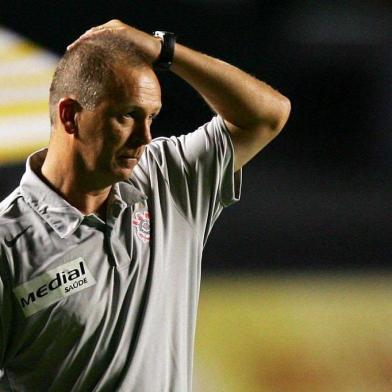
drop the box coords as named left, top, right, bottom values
left=150, top=35, right=163, bottom=64
left=152, top=31, right=177, bottom=71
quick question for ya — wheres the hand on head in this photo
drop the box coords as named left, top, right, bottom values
left=67, top=19, right=161, bottom=64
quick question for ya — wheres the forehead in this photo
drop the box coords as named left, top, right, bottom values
left=108, top=65, right=161, bottom=110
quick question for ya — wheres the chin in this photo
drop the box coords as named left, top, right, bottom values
left=104, top=158, right=139, bottom=184
left=112, top=168, right=133, bottom=182
left=113, top=164, right=137, bottom=181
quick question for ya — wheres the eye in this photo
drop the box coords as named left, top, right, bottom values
left=122, top=111, right=159, bottom=122
left=124, top=111, right=136, bottom=119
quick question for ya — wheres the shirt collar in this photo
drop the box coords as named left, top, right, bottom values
left=20, top=148, right=147, bottom=239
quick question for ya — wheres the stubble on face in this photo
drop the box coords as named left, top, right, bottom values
left=74, top=65, right=162, bottom=189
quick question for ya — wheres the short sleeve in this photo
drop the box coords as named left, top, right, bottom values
left=133, top=116, right=242, bottom=241
left=0, top=247, right=12, bottom=373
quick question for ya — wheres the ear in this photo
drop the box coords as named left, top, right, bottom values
left=58, top=98, right=81, bottom=134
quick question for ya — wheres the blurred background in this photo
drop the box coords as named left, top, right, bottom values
left=1, top=1, right=391, bottom=390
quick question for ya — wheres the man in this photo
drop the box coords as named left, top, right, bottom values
left=0, top=20, right=290, bottom=391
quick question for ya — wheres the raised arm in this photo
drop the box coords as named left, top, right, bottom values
left=68, top=20, right=291, bottom=171
left=171, top=44, right=291, bottom=171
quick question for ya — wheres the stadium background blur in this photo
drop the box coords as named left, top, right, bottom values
left=1, top=1, right=391, bottom=390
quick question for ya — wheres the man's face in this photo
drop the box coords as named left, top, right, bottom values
left=74, top=65, right=162, bottom=187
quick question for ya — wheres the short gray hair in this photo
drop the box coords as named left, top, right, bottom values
left=49, top=32, right=149, bottom=125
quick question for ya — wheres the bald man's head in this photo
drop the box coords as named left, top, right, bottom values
left=49, top=32, right=150, bottom=126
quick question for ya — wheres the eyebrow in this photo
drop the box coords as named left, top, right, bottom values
left=124, top=104, right=162, bottom=114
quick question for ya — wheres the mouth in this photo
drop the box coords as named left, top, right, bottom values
left=116, top=156, right=139, bottom=172
left=118, top=150, right=140, bottom=161
left=118, top=147, right=144, bottom=159
left=118, top=155, right=138, bottom=160
left=116, top=150, right=142, bottom=170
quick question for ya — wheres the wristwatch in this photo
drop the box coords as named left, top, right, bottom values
left=152, top=31, right=177, bottom=71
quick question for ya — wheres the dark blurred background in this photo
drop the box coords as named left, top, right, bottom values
left=1, top=0, right=391, bottom=272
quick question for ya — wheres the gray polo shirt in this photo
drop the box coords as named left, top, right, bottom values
left=0, top=116, right=241, bottom=392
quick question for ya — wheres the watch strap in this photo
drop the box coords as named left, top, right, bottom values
left=152, top=31, right=177, bottom=71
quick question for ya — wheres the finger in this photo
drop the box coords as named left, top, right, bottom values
left=90, top=25, right=106, bottom=32
left=66, top=22, right=125, bottom=51
left=66, top=29, right=107, bottom=51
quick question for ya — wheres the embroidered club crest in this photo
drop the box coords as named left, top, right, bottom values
left=132, top=211, right=151, bottom=243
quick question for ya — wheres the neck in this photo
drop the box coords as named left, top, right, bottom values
left=41, top=147, right=111, bottom=216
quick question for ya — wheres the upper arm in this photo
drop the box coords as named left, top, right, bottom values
left=134, top=116, right=241, bottom=234
left=224, top=98, right=291, bottom=171
left=0, top=254, right=6, bottom=371
left=0, top=246, right=12, bottom=372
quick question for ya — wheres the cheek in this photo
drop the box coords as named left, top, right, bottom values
left=97, top=126, right=126, bottom=162
left=90, top=120, right=120, bottom=149
left=79, top=115, right=125, bottom=159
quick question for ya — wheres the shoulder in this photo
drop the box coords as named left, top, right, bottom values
left=0, top=188, right=22, bottom=217
left=0, top=187, right=28, bottom=238
left=145, top=116, right=230, bottom=157
left=132, top=116, right=233, bottom=183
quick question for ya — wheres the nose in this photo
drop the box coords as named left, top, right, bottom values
left=129, top=119, right=152, bottom=147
